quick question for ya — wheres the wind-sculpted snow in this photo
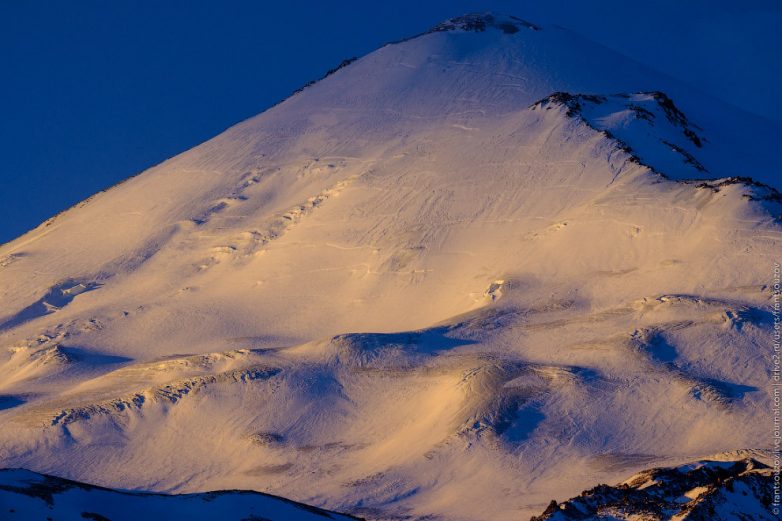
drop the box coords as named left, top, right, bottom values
left=0, top=11, right=779, bottom=521
left=0, top=289, right=773, bottom=519
left=0, top=280, right=102, bottom=331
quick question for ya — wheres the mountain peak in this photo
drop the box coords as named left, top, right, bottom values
left=429, top=12, right=540, bottom=34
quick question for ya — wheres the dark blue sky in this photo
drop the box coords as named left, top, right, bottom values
left=1, top=1, right=780, bottom=244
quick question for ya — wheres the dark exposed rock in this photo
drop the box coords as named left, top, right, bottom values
left=529, top=458, right=774, bottom=521
left=662, top=140, right=707, bottom=172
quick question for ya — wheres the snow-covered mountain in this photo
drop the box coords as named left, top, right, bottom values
left=0, top=13, right=779, bottom=521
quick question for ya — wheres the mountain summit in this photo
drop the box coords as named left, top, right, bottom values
left=428, top=12, right=541, bottom=33
left=0, top=13, right=778, bottom=521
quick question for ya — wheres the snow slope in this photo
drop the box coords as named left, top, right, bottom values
left=0, top=13, right=779, bottom=521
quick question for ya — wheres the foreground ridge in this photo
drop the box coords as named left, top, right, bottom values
left=530, top=457, right=774, bottom=521
left=0, top=468, right=364, bottom=521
